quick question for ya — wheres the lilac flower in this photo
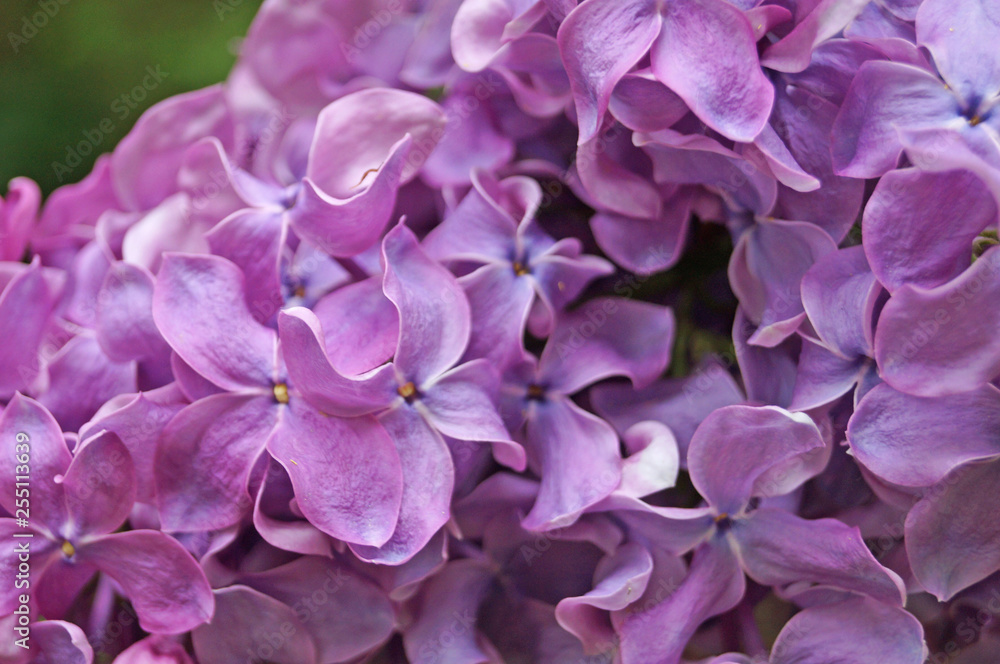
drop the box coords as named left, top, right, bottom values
left=790, top=246, right=884, bottom=411
left=423, top=170, right=614, bottom=367
left=500, top=297, right=674, bottom=529
left=193, top=556, right=395, bottom=663
left=706, top=597, right=926, bottom=664
left=10, top=620, right=93, bottom=664
left=558, top=0, right=775, bottom=144
left=608, top=405, right=904, bottom=664
left=451, top=0, right=571, bottom=117
left=278, top=223, right=524, bottom=563
left=190, top=88, right=446, bottom=321
left=0, top=394, right=214, bottom=633
left=151, top=252, right=405, bottom=546
left=848, top=383, right=1000, bottom=599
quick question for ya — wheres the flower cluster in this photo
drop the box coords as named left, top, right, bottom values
left=1, top=0, right=997, bottom=662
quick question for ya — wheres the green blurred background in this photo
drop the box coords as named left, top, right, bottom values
left=0, top=0, right=264, bottom=197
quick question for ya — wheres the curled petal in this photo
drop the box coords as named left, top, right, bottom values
left=687, top=405, right=825, bottom=515
left=733, top=508, right=906, bottom=605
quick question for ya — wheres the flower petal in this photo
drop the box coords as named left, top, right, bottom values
left=652, top=0, right=773, bottom=142
left=382, top=223, right=471, bottom=384
left=351, top=405, right=454, bottom=565
left=0, top=260, right=62, bottom=397
left=29, top=620, right=94, bottom=664
left=61, top=431, right=135, bottom=537
left=266, top=400, right=403, bottom=546
left=403, top=559, right=494, bottom=664
left=422, top=359, right=525, bottom=470
left=916, top=0, right=1000, bottom=105
left=205, top=208, right=288, bottom=323
left=874, top=247, right=1000, bottom=396
left=155, top=394, right=275, bottom=532
left=687, top=405, right=826, bottom=515
left=277, top=307, right=396, bottom=416
left=192, top=586, right=317, bottom=664
left=862, top=168, right=997, bottom=292
left=848, top=383, right=1000, bottom=487
left=312, top=277, right=399, bottom=375
left=540, top=298, right=674, bottom=394
left=615, top=541, right=745, bottom=664
left=831, top=61, right=957, bottom=178
left=733, top=508, right=906, bottom=605
left=306, top=88, right=447, bottom=198
left=557, top=0, right=662, bottom=143
left=239, top=556, right=396, bottom=662
left=905, top=458, right=1000, bottom=600
left=153, top=253, right=277, bottom=391
left=556, top=542, right=654, bottom=652
left=522, top=398, right=622, bottom=531
left=78, top=530, right=214, bottom=634
left=769, top=597, right=925, bottom=664
left=0, top=394, right=71, bottom=534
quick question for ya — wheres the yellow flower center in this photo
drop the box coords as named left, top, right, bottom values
left=61, top=540, right=76, bottom=557
left=398, top=382, right=417, bottom=400
left=273, top=383, right=290, bottom=404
